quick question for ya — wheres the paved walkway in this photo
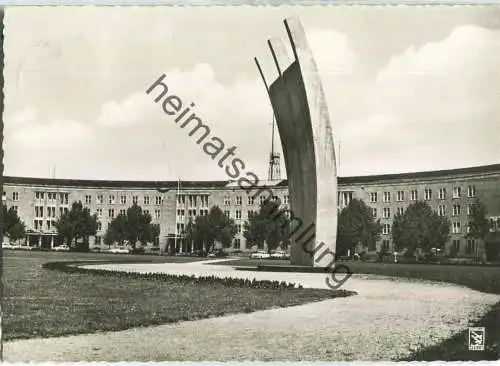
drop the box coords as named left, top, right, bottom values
left=4, top=259, right=499, bottom=361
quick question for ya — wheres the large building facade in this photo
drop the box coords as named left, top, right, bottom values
left=3, top=163, right=500, bottom=259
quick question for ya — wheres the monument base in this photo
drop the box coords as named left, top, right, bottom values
left=254, top=264, right=334, bottom=273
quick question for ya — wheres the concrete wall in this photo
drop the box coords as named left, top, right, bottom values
left=269, top=62, right=317, bottom=266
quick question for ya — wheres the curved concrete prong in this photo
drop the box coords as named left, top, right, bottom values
left=267, top=17, right=337, bottom=267
left=283, top=18, right=299, bottom=63
left=267, top=40, right=282, bottom=78
left=268, top=37, right=294, bottom=78
left=254, top=57, right=270, bottom=94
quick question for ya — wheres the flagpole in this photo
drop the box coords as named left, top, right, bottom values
left=174, top=177, right=180, bottom=253
left=338, top=140, right=341, bottom=176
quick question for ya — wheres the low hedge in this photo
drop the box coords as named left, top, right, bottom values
left=42, top=260, right=309, bottom=291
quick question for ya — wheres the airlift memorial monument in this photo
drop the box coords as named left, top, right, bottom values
left=254, top=18, right=338, bottom=268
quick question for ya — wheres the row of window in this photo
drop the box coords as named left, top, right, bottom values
left=175, top=222, right=244, bottom=236
left=223, top=195, right=289, bottom=206
left=24, top=202, right=500, bottom=233
left=33, top=210, right=162, bottom=231
left=89, top=194, right=163, bottom=206
left=2, top=185, right=480, bottom=208
left=453, top=239, right=479, bottom=254
left=34, top=206, right=68, bottom=218
left=34, top=192, right=69, bottom=205
left=339, top=192, right=353, bottom=207
left=234, top=238, right=241, bottom=249
left=176, top=195, right=209, bottom=207
left=223, top=209, right=259, bottom=219
left=106, top=208, right=161, bottom=219
left=175, top=208, right=263, bottom=222
left=33, top=219, right=57, bottom=231
left=32, top=205, right=162, bottom=220
left=381, top=221, right=476, bottom=236
left=29, top=210, right=499, bottom=236
left=368, top=186, right=476, bottom=204
left=7, top=191, right=285, bottom=207
left=31, top=205, right=277, bottom=222
left=371, top=204, right=474, bottom=219
left=176, top=208, right=210, bottom=218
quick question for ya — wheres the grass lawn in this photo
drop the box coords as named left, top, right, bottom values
left=217, top=257, right=500, bottom=361
left=3, top=250, right=353, bottom=341
left=3, top=249, right=207, bottom=264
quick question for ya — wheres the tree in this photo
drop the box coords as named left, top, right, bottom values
left=10, top=221, right=27, bottom=242
left=151, top=223, right=161, bottom=246
left=392, top=201, right=450, bottom=256
left=184, top=206, right=237, bottom=252
left=1, top=205, right=26, bottom=242
left=243, top=211, right=268, bottom=249
left=54, top=201, right=98, bottom=251
left=183, top=219, right=196, bottom=251
left=261, top=200, right=291, bottom=251
left=243, top=199, right=291, bottom=251
left=104, top=204, right=155, bottom=249
left=125, top=204, right=153, bottom=247
left=81, top=211, right=98, bottom=250
left=207, top=206, right=233, bottom=248
left=336, top=198, right=382, bottom=256
left=55, top=212, right=75, bottom=247
left=104, top=213, right=128, bottom=247
left=391, top=211, right=406, bottom=253
left=188, top=215, right=214, bottom=251
left=55, top=201, right=97, bottom=252
left=206, top=206, right=237, bottom=250
left=184, top=217, right=200, bottom=252
left=466, top=198, right=491, bottom=242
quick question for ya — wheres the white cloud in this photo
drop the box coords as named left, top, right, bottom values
left=5, top=115, right=95, bottom=178
left=332, top=25, right=500, bottom=175
left=96, top=93, right=158, bottom=128
left=307, top=30, right=357, bottom=74
left=88, top=62, right=273, bottom=180
left=4, top=10, right=500, bottom=180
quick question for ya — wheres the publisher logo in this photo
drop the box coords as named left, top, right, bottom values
left=468, top=327, right=485, bottom=351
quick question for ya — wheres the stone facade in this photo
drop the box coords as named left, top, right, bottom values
left=3, top=163, right=500, bottom=257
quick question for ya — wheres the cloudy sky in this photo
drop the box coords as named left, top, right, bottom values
left=4, top=6, right=500, bottom=181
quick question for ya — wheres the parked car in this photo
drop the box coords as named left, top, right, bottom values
left=207, top=252, right=216, bottom=258
left=250, top=250, right=270, bottom=259
left=2, top=243, right=15, bottom=250
left=270, top=250, right=286, bottom=259
left=109, top=247, right=130, bottom=254
left=18, top=245, right=37, bottom=251
left=53, top=244, right=70, bottom=252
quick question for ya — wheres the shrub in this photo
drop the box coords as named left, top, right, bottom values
left=447, top=245, right=459, bottom=258
left=131, top=247, right=145, bottom=255
left=360, top=251, right=378, bottom=262
left=41, top=260, right=311, bottom=291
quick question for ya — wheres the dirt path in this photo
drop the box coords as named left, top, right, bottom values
left=4, top=259, right=498, bottom=361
